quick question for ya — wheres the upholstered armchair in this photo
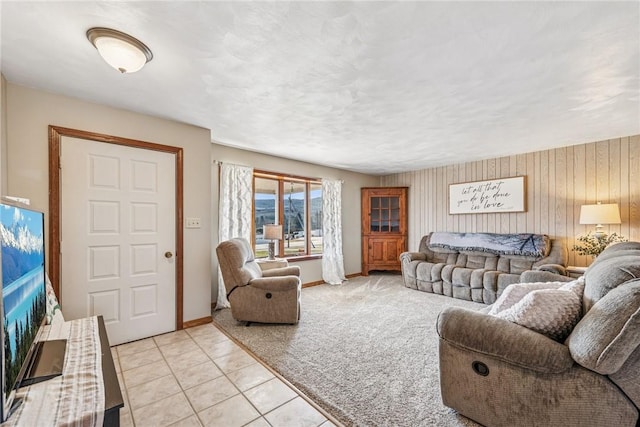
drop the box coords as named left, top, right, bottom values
left=437, top=241, right=640, bottom=426
left=216, top=237, right=301, bottom=324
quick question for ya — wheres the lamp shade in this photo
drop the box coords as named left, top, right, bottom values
left=87, top=27, right=153, bottom=73
left=264, top=224, right=282, bottom=240
left=579, top=203, right=621, bottom=225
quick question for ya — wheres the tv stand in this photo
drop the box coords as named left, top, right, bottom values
left=98, top=316, right=125, bottom=426
left=8, top=316, right=123, bottom=426
left=20, top=339, right=67, bottom=387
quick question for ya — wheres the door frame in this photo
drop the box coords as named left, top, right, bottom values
left=48, top=125, right=184, bottom=330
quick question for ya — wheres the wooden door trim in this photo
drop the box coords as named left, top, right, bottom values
left=48, top=125, right=185, bottom=330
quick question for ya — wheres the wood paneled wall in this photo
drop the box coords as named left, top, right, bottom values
left=380, top=135, right=640, bottom=267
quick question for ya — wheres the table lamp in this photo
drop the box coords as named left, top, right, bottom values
left=579, top=202, right=621, bottom=236
left=263, top=224, right=282, bottom=260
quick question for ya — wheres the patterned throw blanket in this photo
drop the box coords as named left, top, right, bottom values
left=429, top=232, right=549, bottom=257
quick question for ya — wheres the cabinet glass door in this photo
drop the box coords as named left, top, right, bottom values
left=370, top=196, right=400, bottom=232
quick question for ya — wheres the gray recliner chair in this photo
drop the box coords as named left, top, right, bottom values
left=216, top=237, right=301, bottom=324
left=437, top=241, right=640, bottom=426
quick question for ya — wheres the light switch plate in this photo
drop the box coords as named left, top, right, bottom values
left=185, top=218, right=201, bottom=228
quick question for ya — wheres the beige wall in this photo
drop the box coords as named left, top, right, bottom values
left=5, top=83, right=213, bottom=324
left=211, top=143, right=379, bottom=299
left=381, top=135, right=640, bottom=267
left=1, top=75, right=7, bottom=195
left=7, top=77, right=635, bottom=316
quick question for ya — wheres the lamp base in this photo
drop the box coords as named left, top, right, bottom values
left=268, top=241, right=275, bottom=260
left=594, top=225, right=605, bottom=238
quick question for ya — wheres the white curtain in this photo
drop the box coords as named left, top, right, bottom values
left=322, top=179, right=346, bottom=285
left=217, top=163, right=253, bottom=308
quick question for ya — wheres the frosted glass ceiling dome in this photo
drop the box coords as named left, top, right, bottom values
left=87, top=27, right=152, bottom=74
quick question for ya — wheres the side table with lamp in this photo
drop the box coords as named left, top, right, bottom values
left=263, top=223, right=283, bottom=260
left=259, top=224, right=289, bottom=270
left=571, top=202, right=627, bottom=276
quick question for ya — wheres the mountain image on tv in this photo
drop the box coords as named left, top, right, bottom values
left=1, top=204, right=46, bottom=399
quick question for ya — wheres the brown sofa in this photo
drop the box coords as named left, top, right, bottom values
left=437, top=241, right=640, bottom=426
left=400, top=232, right=567, bottom=304
left=216, top=238, right=301, bottom=324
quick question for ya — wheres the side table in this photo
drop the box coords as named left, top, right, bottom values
left=256, top=258, right=288, bottom=271
left=566, top=266, right=588, bottom=278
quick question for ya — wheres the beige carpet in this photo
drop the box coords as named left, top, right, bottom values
left=212, top=274, right=485, bottom=427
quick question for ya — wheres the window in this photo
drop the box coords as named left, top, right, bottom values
left=254, top=171, right=322, bottom=259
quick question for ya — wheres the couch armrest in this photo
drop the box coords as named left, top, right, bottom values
left=534, top=263, right=567, bottom=276
left=262, top=266, right=301, bottom=278
left=249, top=276, right=300, bottom=291
left=520, top=269, right=574, bottom=284
left=400, top=251, right=427, bottom=263
left=437, top=307, right=574, bottom=374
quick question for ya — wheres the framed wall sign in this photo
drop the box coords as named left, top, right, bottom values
left=449, top=176, right=526, bottom=214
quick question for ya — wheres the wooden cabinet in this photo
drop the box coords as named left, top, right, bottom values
left=361, top=187, right=408, bottom=275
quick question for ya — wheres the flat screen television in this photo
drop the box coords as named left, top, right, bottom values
left=0, top=200, right=65, bottom=422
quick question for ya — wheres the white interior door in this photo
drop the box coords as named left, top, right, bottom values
left=60, top=136, right=176, bottom=345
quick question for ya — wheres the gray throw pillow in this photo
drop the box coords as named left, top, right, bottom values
left=488, top=278, right=583, bottom=316
left=492, top=287, right=583, bottom=341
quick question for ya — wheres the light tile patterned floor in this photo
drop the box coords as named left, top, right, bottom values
left=113, top=323, right=338, bottom=427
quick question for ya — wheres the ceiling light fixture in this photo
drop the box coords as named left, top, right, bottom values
left=86, top=27, right=153, bottom=74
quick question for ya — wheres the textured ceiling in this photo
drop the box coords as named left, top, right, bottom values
left=1, top=1, right=639, bottom=175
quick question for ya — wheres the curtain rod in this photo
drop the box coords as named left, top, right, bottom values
left=212, top=160, right=251, bottom=168
left=214, top=161, right=344, bottom=183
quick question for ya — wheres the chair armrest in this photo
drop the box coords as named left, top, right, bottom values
left=262, top=266, right=301, bottom=278
left=400, top=252, right=427, bottom=263
left=437, top=307, right=574, bottom=374
left=249, top=276, right=300, bottom=292
left=520, top=269, right=574, bottom=284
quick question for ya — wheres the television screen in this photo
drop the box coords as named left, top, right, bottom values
left=0, top=201, right=46, bottom=421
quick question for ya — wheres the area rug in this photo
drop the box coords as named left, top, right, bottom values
left=212, top=274, right=485, bottom=427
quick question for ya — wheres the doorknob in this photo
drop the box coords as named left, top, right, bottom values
left=165, top=251, right=173, bottom=259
